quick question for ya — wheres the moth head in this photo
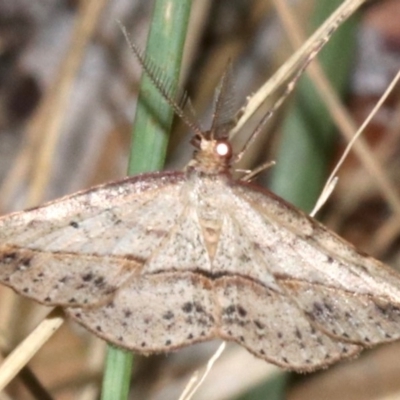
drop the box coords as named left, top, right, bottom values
left=186, top=132, right=234, bottom=175
left=212, top=139, right=233, bottom=160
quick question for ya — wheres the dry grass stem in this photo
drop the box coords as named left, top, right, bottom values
left=320, top=69, right=400, bottom=210
left=0, top=0, right=108, bottom=211
left=274, top=0, right=400, bottom=222
left=0, top=3, right=108, bottom=394
left=27, top=0, right=108, bottom=207
left=0, top=308, right=64, bottom=392
left=231, top=0, right=368, bottom=136
left=179, top=342, right=226, bottom=400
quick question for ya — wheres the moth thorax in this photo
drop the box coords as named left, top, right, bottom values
left=198, top=214, right=223, bottom=261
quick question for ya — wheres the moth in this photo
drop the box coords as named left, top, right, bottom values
left=1, top=30, right=400, bottom=374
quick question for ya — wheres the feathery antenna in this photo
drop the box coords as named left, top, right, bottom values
left=118, top=22, right=204, bottom=138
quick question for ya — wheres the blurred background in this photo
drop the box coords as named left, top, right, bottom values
left=0, top=0, right=400, bottom=399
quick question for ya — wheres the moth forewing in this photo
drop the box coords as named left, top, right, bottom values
left=0, top=172, right=186, bottom=306
left=1, top=155, right=400, bottom=371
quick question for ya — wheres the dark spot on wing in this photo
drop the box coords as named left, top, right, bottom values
left=104, top=287, right=115, bottom=295
left=94, top=276, right=104, bottom=285
left=182, top=302, right=193, bottom=313
left=194, top=302, right=204, bottom=313
left=358, top=264, right=368, bottom=273
left=19, top=257, right=32, bottom=269
left=309, top=301, right=335, bottom=321
left=165, top=339, right=171, bottom=346
left=311, top=302, right=323, bottom=318
left=295, top=328, right=302, bottom=340
left=70, top=221, right=79, bottom=229
left=123, top=309, right=132, bottom=318
left=222, top=304, right=250, bottom=331
left=239, top=253, right=251, bottom=263
left=181, top=300, right=214, bottom=329
left=59, top=276, right=69, bottom=283
left=225, top=305, right=236, bottom=315
left=96, top=325, right=102, bottom=332
left=254, top=320, right=265, bottom=330
left=82, top=273, right=93, bottom=282
left=375, top=302, right=400, bottom=321
left=2, top=252, right=17, bottom=263
left=163, top=310, right=174, bottom=320
left=199, top=318, right=212, bottom=327
left=237, top=306, right=247, bottom=317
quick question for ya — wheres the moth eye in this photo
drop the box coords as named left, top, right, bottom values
left=215, top=141, right=232, bottom=158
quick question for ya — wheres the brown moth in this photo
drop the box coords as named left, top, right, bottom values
left=1, top=32, right=400, bottom=374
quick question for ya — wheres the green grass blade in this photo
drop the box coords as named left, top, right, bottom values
left=128, top=1, right=193, bottom=174
left=101, top=0, right=192, bottom=399
left=101, top=347, right=133, bottom=400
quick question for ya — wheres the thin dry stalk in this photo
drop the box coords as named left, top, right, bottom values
left=274, top=0, right=400, bottom=223
left=0, top=0, right=108, bottom=211
left=0, top=308, right=64, bottom=392
left=0, top=0, right=108, bottom=393
left=315, top=70, right=400, bottom=214
left=27, top=0, right=109, bottom=207
left=231, top=0, right=368, bottom=136
left=179, top=342, right=226, bottom=400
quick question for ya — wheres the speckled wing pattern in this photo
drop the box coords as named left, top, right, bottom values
left=1, top=170, right=400, bottom=371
